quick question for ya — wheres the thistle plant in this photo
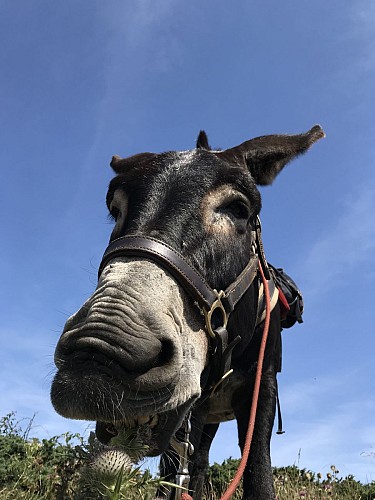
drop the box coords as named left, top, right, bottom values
left=108, top=425, right=151, bottom=461
left=83, top=426, right=182, bottom=500
left=90, top=447, right=133, bottom=484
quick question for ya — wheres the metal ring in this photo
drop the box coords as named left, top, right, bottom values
left=204, top=290, right=228, bottom=338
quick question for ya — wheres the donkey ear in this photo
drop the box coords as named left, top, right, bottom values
left=220, top=125, right=325, bottom=185
left=196, top=130, right=211, bottom=150
left=110, top=152, right=157, bottom=174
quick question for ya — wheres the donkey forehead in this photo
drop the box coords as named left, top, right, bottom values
left=107, top=148, right=255, bottom=205
left=154, top=150, right=249, bottom=183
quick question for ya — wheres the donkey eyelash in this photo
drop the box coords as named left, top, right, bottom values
left=108, top=208, right=120, bottom=221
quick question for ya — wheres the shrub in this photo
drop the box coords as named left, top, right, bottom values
left=0, top=413, right=177, bottom=500
left=1, top=413, right=375, bottom=499
left=204, top=459, right=375, bottom=499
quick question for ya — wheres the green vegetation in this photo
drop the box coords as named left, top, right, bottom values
left=1, top=413, right=374, bottom=499
left=0, top=413, right=171, bottom=499
left=205, top=459, right=375, bottom=499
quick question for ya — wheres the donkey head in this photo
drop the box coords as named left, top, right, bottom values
left=51, top=126, right=324, bottom=454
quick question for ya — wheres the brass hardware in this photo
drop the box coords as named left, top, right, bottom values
left=204, top=289, right=228, bottom=338
left=211, top=369, right=234, bottom=394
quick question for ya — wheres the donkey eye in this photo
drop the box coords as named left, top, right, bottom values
left=108, top=189, right=128, bottom=231
left=110, top=207, right=120, bottom=221
left=109, top=199, right=123, bottom=222
left=221, top=200, right=250, bottom=220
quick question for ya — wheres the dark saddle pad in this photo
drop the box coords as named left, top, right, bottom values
left=269, top=264, right=304, bottom=329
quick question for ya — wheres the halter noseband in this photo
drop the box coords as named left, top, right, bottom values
left=98, top=233, right=261, bottom=393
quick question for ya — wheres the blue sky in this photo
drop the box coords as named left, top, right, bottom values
left=1, top=0, right=374, bottom=483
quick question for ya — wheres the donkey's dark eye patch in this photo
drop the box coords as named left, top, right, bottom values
left=219, top=200, right=250, bottom=220
left=109, top=207, right=120, bottom=221
left=108, top=189, right=128, bottom=225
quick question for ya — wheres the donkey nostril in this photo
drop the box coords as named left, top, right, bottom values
left=154, top=339, right=175, bottom=368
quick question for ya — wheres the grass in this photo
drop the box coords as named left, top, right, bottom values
left=204, top=459, right=375, bottom=499
left=1, top=413, right=374, bottom=499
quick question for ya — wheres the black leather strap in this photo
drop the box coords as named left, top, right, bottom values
left=222, top=255, right=259, bottom=313
left=199, top=328, right=242, bottom=402
left=255, top=216, right=270, bottom=280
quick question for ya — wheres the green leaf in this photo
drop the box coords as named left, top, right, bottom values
left=112, top=464, right=124, bottom=499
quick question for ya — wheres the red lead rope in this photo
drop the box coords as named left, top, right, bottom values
left=182, top=262, right=271, bottom=500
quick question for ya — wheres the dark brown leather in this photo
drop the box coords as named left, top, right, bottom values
left=222, top=255, right=259, bottom=312
left=99, top=236, right=218, bottom=311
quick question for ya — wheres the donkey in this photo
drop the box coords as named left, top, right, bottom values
left=51, top=125, right=324, bottom=499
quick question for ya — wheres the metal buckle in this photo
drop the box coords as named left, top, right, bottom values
left=203, top=289, right=228, bottom=339
left=170, top=414, right=194, bottom=499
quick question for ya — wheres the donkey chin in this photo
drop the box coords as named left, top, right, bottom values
left=51, top=365, right=199, bottom=455
left=50, top=258, right=208, bottom=455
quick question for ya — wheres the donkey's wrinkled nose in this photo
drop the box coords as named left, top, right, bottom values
left=54, top=276, right=184, bottom=390
left=55, top=324, right=177, bottom=381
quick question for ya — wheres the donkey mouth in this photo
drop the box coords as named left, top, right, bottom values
left=94, top=399, right=194, bottom=456
left=95, top=412, right=175, bottom=457
left=96, top=415, right=159, bottom=442
left=51, top=357, right=198, bottom=456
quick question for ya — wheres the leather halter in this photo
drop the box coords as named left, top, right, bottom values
left=98, top=234, right=260, bottom=393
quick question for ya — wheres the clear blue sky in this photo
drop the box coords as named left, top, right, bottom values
left=1, top=0, right=374, bottom=483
